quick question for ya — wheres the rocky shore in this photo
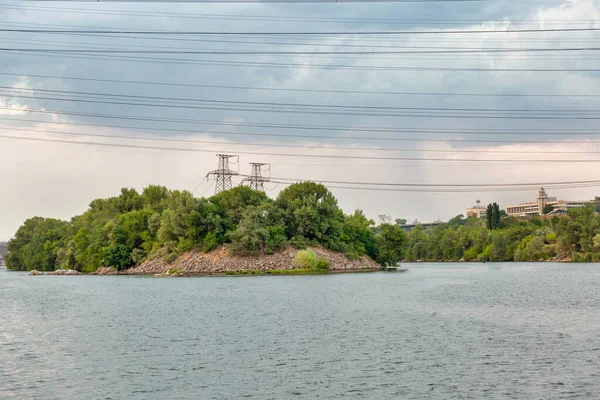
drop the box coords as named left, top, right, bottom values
left=29, top=269, right=82, bottom=276
left=127, top=246, right=381, bottom=275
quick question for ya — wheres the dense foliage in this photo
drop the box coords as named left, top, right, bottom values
left=6, top=182, right=405, bottom=272
left=11, top=183, right=599, bottom=272
left=403, top=206, right=600, bottom=262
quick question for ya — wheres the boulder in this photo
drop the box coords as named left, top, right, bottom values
left=65, top=269, right=82, bottom=275
left=29, top=270, right=43, bottom=276
left=48, top=269, right=81, bottom=275
left=95, top=267, right=118, bottom=275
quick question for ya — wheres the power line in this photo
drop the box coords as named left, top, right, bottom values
left=6, top=0, right=489, bottom=3
left=6, top=24, right=600, bottom=48
left=3, top=109, right=600, bottom=136
left=270, top=181, right=600, bottom=193
left=3, top=3, right=581, bottom=25
left=270, top=177, right=600, bottom=187
left=6, top=20, right=600, bottom=41
left=3, top=26, right=600, bottom=36
left=5, top=116, right=600, bottom=145
left=5, top=126, right=600, bottom=155
left=2, top=72, right=598, bottom=98
left=8, top=33, right=600, bottom=48
left=8, top=50, right=600, bottom=72
left=5, top=88, right=600, bottom=114
left=7, top=36, right=600, bottom=59
left=3, top=134, right=600, bottom=163
left=5, top=39, right=600, bottom=62
left=6, top=46, right=600, bottom=55
left=3, top=97, right=600, bottom=120
left=9, top=50, right=600, bottom=72
left=4, top=2, right=598, bottom=28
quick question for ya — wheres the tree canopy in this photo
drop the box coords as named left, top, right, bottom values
left=6, top=182, right=405, bottom=271
left=8, top=184, right=600, bottom=272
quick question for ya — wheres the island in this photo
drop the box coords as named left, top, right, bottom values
left=4, top=182, right=403, bottom=275
left=5, top=182, right=600, bottom=276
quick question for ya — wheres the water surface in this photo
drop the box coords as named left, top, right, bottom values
left=1, top=263, right=599, bottom=399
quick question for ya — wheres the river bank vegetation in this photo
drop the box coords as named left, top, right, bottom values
left=5, top=183, right=405, bottom=272
left=403, top=207, right=600, bottom=262
left=7, top=183, right=600, bottom=273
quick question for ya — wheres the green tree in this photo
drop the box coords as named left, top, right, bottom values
left=210, top=186, right=268, bottom=232
left=493, top=203, right=501, bottom=229
left=542, top=204, right=554, bottom=215
left=339, top=210, right=377, bottom=259
left=141, top=185, right=170, bottom=213
left=275, top=182, right=343, bottom=247
left=486, top=204, right=493, bottom=230
left=6, top=217, right=70, bottom=271
left=375, top=223, right=407, bottom=266
left=228, top=203, right=287, bottom=256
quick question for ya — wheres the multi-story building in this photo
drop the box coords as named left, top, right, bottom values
left=506, top=188, right=590, bottom=217
left=466, top=200, right=487, bottom=219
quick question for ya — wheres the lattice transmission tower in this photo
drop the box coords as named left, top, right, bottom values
left=206, top=154, right=239, bottom=194
left=241, top=162, right=271, bottom=192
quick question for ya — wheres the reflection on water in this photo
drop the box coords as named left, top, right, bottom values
left=1, top=263, right=599, bottom=399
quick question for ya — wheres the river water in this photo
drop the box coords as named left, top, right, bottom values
left=1, top=263, right=599, bottom=399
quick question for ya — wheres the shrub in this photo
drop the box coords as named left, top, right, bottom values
left=316, top=257, right=330, bottom=271
left=292, top=249, right=318, bottom=269
left=546, top=232, right=557, bottom=244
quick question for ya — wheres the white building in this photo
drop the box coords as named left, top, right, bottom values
left=466, top=200, right=487, bottom=218
left=506, top=188, right=590, bottom=217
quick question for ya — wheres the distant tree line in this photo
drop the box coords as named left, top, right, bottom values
left=403, top=206, right=600, bottom=262
left=5, top=182, right=408, bottom=272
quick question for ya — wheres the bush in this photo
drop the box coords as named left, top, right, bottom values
left=546, top=232, right=557, bottom=244
left=292, top=249, right=318, bottom=269
left=316, top=257, right=330, bottom=271
left=291, top=250, right=330, bottom=271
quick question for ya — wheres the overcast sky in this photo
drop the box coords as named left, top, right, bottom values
left=1, top=0, right=600, bottom=240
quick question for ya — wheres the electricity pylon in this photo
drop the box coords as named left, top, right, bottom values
left=241, top=162, right=270, bottom=192
left=206, top=154, right=239, bottom=194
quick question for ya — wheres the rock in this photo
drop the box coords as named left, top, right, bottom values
left=65, top=269, right=81, bottom=275
left=126, top=246, right=382, bottom=275
left=48, top=269, right=81, bottom=275
left=95, top=267, right=118, bottom=275
left=29, top=270, right=43, bottom=276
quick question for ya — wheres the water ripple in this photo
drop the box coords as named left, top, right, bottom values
left=1, top=263, right=599, bottom=399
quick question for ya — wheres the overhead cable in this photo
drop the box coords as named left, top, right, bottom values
left=3, top=26, right=600, bottom=35
left=5, top=126, right=600, bottom=155
left=1, top=72, right=598, bottom=98
left=3, top=134, right=600, bottom=163
left=3, top=116, right=599, bottom=145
